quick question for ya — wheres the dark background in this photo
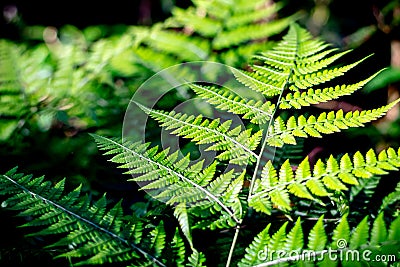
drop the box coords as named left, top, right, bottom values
left=0, top=0, right=194, bottom=39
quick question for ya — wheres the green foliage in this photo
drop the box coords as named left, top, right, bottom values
left=91, top=134, right=243, bottom=231
left=0, top=167, right=190, bottom=266
left=93, top=22, right=399, bottom=266
left=0, top=25, right=134, bottom=137
left=238, top=214, right=400, bottom=266
left=131, top=0, right=299, bottom=70
left=1, top=2, right=400, bottom=267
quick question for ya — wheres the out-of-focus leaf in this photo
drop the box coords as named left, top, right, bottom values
left=363, top=67, right=400, bottom=93
left=0, top=120, right=19, bottom=141
left=343, top=25, right=377, bottom=49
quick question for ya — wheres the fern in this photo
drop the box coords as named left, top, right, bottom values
left=0, top=167, right=191, bottom=266
left=92, top=22, right=400, bottom=266
left=130, top=0, right=299, bottom=72
left=2, top=16, right=400, bottom=267
left=238, top=214, right=400, bottom=267
left=91, top=134, right=244, bottom=229
left=249, top=147, right=400, bottom=215
left=379, top=181, right=400, bottom=215
left=136, top=102, right=262, bottom=165
left=0, top=25, right=139, bottom=141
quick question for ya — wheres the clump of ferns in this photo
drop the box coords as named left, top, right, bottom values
left=91, top=22, right=400, bottom=266
left=1, top=23, right=400, bottom=266
left=129, top=0, right=300, bottom=76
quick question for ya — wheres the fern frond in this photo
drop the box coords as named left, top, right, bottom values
left=232, top=67, right=288, bottom=97
left=307, top=215, right=328, bottom=251
left=136, top=102, right=261, bottom=165
left=174, top=203, right=195, bottom=250
left=284, top=217, right=304, bottom=251
left=168, top=1, right=294, bottom=50
left=91, top=134, right=243, bottom=225
left=132, top=46, right=179, bottom=72
left=135, top=0, right=296, bottom=71
left=0, top=167, right=169, bottom=266
left=349, top=216, right=369, bottom=249
left=267, top=99, right=400, bottom=147
left=239, top=214, right=400, bottom=266
left=212, top=16, right=296, bottom=50
left=379, top=181, right=400, bottom=214
left=166, top=6, right=222, bottom=37
left=289, top=54, right=373, bottom=90
left=238, top=224, right=271, bottom=266
left=189, top=83, right=275, bottom=124
left=171, top=228, right=187, bottom=266
left=278, top=69, right=382, bottom=109
left=249, top=147, right=400, bottom=214
left=136, top=27, right=210, bottom=61
left=230, top=23, right=382, bottom=113
left=0, top=40, right=29, bottom=141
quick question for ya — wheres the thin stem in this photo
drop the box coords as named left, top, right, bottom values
left=225, top=64, right=294, bottom=267
left=225, top=225, right=242, bottom=267
left=247, top=72, right=294, bottom=201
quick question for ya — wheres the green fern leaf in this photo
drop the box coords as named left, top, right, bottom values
left=238, top=224, right=271, bottom=267
left=250, top=147, right=400, bottom=214
left=189, top=83, right=275, bottom=124
left=225, top=2, right=284, bottom=29
left=285, top=217, right=304, bottom=251
left=388, top=216, right=400, bottom=241
left=331, top=216, right=350, bottom=249
left=213, top=16, right=296, bottom=50
left=91, top=134, right=243, bottom=228
left=370, top=213, right=388, bottom=246
left=0, top=41, right=29, bottom=141
left=139, top=28, right=210, bottom=61
left=174, top=203, right=195, bottom=251
left=379, top=181, right=400, bottom=213
left=150, top=221, right=166, bottom=257
left=172, top=228, right=187, bottom=266
left=0, top=168, right=167, bottom=266
left=187, top=249, right=206, bottom=267
left=267, top=99, right=400, bottom=147
left=349, top=216, right=369, bottom=249
left=236, top=213, right=400, bottom=266
left=136, top=102, right=260, bottom=165
left=307, top=216, right=327, bottom=251
left=268, top=221, right=289, bottom=252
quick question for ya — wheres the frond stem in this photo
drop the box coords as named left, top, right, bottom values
left=225, top=27, right=299, bottom=267
left=225, top=50, right=295, bottom=267
left=247, top=72, right=293, bottom=201
left=225, top=225, right=242, bottom=267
